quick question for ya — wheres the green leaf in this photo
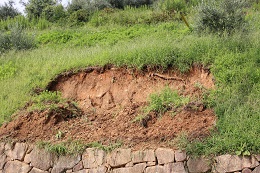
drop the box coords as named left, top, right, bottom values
left=243, top=150, right=250, bottom=156
left=235, top=150, right=242, bottom=156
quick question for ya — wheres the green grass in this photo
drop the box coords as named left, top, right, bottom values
left=37, top=140, right=122, bottom=156
left=0, top=6, right=260, bottom=156
left=37, top=140, right=87, bottom=156
left=133, top=87, right=190, bottom=124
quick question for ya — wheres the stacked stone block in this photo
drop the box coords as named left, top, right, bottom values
left=0, top=142, right=259, bottom=173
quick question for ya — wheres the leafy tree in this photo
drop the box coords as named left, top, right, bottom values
left=0, top=0, right=20, bottom=20
left=67, top=0, right=110, bottom=13
left=23, top=0, right=57, bottom=20
left=67, top=0, right=110, bottom=24
left=42, top=4, right=67, bottom=22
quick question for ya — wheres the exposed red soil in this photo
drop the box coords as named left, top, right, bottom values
left=0, top=65, right=217, bottom=150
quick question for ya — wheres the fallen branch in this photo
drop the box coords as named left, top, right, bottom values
left=150, top=73, right=184, bottom=81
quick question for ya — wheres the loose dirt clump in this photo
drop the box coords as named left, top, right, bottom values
left=0, top=65, right=217, bottom=150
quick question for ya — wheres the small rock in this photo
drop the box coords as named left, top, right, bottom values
left=155, top=148, right=175, bottom=164
left=242, top=168, right=252, bottom=173
left=3, top=160, right=31, bottom=173
left=107, top=149, right=132, bottom=167
left=146, top=166, right=164, bottom=173
left=187, top=157, right=211, bottom=173
left=175, top=150, right=187, bottom=162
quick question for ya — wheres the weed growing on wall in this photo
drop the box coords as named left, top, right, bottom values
left=37, top=140, right=87, bottom=156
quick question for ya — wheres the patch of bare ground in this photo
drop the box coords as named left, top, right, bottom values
left=0, top=65, right=217, bottom=150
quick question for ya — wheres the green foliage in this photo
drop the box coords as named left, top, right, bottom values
left=0, top=61, right=16, bottom=80
left=89, top=6, right=174, bottom=26
left=28, top=90, right=65, bottom=111
left=134, top=87, right=189, bottom=123
left=146, top=87, right=189, bottom=116
left=37, top=25, right=156, bottom=47
left=25, top=0, right=57, bottom=20
left=10, top=26, right=36, bottom=50
left=55, top=130, right=64, bottom=139
left=69, top=9, right=90, bottom=25
left=0, top=1, right=20, bottom=20
left=169, top=132, right=190, bottom=150
left=108, top=0, right=154, bottom=9
left=67, top=0, right=111, bottom=25
left=195, top=0, right=249, bottom=34
left=37, top=140, right=122, bottom=155
left=0, top=15, right=51, bottom=31
left=156, top=0, right=187, bottom=13
left=0, top=26, right=36, bottom=53
left=32, top=90, right=64, bottom=104
left=0, top=32, right=11, bottom=53
left=37, top=140, right=87, bottom=156
left=42, top=4, right=67, bottom=22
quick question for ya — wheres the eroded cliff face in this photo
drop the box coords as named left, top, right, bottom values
left=0, top=65, right=216, bottom=149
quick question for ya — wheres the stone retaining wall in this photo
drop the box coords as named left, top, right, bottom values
left=0, top=142, right=259, bottom=173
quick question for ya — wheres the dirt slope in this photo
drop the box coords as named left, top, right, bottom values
left=0, top=65, right=216, bottom=150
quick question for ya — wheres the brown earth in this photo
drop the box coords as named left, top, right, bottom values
left=0, top=65, right=217, bottom=150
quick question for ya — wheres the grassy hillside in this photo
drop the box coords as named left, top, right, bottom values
left=0, top=4, right=259, bottom=155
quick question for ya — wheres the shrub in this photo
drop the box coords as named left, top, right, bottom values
left=69, top=9, right=90, bottom=25
left=0, top=26, right=36, bottom=53
left=10, top=26, right=36, bottom=50
left=0, top=32, right=11, bottom=53
left=195, top=0, right=249, bottom=34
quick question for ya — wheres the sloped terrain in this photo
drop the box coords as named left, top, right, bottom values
left=0, top=65, right=216, bottom=149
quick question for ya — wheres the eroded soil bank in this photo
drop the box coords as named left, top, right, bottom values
left=0, top=65, right=216, bottom=149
